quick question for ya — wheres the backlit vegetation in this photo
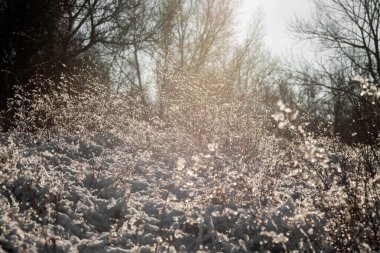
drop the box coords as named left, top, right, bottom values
left=0, top=0, right=379, bottom=252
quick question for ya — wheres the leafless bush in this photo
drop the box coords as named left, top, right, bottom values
left=272, top=98, right=380, bottom=251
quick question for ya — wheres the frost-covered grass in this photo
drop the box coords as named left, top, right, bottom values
left=0, top=71, right=379, bottom=252
left=0, top=131, right=332, bottom=253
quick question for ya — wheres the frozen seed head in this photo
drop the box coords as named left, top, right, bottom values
left=176, top=157, right=186, bottom=170
left=271, top=112, right=285, bottom=122
left=174, top=229, right=183, bottom=238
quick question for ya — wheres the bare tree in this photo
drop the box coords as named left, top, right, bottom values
left=0, top=0, right=157, bottom=106
left=291, top=0, right=380, bottom=142
left=293, top=0, right=380, bottom=82
left=108, top=0, right=158, bottom=103
left=156, top=0, right=234, bottom=72
left=225, top=13, right=276, bottom=93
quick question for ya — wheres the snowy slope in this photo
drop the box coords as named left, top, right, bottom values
left=0, top=132, right=328, bottom=252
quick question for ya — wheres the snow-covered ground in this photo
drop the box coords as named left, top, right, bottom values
left=0, top=132, right=329, bottom=252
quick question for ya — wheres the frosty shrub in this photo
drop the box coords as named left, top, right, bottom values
left=160, top=69, right=277, bottom=160
left=157, top=68, right=293, bottom=205
left=5, top=69, right=157, bottom=147
left=5, top=65, right=379, bottom=252
left=7, top=71, right=107, bottom=134
left=272, top=98, right=380, bottom=251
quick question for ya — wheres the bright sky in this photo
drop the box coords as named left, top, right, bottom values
left=237, top=0, right=314, bottom=58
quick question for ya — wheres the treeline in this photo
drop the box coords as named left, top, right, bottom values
left=1, top=0, right=380, bottom=146
left=0, top=0, right=273, bottom=131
